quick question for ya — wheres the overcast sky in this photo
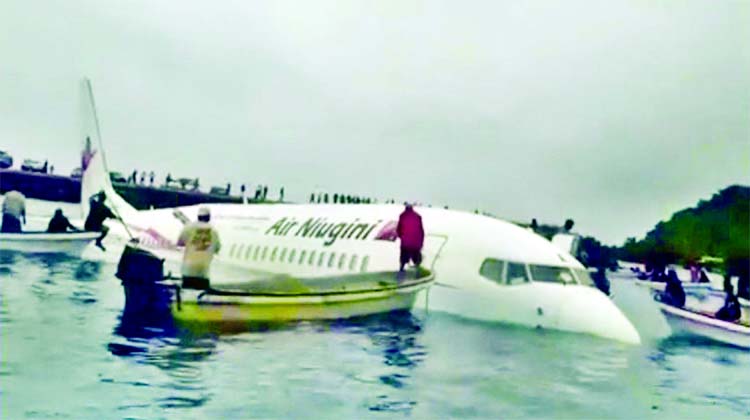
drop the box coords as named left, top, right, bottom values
left=1, top=0, right=748, bottom=245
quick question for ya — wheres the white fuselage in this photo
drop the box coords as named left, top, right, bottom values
left=101, top=203, right=641, bottom=344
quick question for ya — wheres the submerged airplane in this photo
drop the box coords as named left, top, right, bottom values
left=79, top=79, right=640, bottom=344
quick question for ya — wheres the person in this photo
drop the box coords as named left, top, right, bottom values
left=563, top=218, right=574, bottom=232
left=47, top=209, right=78, bottom=233
left=396, top=204, right=425, bottom=279
left=698, top=269, right=710, bottom=283
left=657, top=269, right=686, bottom=308
left=280, top=187, right=285, bottom=202
left=84, top=191, right=117, bottom=251
left=177, top=207, right=221, bottom=289
left=1, top=190, right=26, bottom=233
left=149, top=171, right=155, bottom=186
left=716, top=283, right=741, bottom=322
left=592, top=265, right=611, bottom=296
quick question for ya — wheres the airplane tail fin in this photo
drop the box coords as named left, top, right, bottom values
left=79, top=78, right=138, bottom=222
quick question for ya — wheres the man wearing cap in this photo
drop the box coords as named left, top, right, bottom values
left=177, top=207, right=221, bottom=289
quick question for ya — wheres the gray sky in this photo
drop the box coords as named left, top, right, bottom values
left=1, top=0, right=748, bottom=245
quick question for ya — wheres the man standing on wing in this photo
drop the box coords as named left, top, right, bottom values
left=397, top=203, right=425, bottom=279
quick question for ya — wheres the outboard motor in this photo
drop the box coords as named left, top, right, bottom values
left=116, top=243, right=172, bottom=316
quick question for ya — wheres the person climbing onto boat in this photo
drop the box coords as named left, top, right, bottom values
left=716, top=283, right=742, bottom=322
left=84, top=191, right=117, bottom=251
left=1, top=190, right=26, bottom=233
left=657, top=269, right=686, bottom=308
left=397, top=203, right=424, bottom=279
left=177, top=207, right=221, bottom=289
left=47, top=209, right=79, bottom=233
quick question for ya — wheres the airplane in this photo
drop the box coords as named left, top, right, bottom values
left=78, top=78, right=641, bottom=344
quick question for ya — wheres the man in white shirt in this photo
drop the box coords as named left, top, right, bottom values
left=177, top=207, right=221, bottom=289
left=1, top=190, right=26, bottom=233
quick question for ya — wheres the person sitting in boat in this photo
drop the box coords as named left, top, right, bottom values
left=657, top=269, right=686, bottom=308
left=47, top=209, right=79, bottom=233
left=715, top=284, right=742, bottom=322
left=177, top=207, right=221, bottom=289
left=84, top=191, right=117, bottom=251
left=1, top=190, right=26, bottom=233
left=397, top=203, right=425, bottom=279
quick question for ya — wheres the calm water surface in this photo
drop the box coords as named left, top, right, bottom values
left=1, top=249, right=748, bottom=418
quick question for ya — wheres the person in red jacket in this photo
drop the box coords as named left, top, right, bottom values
left=397, top=204, right=425, bottom=278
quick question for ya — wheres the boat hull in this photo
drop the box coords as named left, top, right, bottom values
left=123, top=266, right=435, bottom=324
left=172, top=287, right=423, bottom=323
left=658, top=303, right=750, bottom=349
left=0, top=231, right=100, bottom=255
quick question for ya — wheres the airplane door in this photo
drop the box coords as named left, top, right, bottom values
left=422, top=234, right=449, bottom=272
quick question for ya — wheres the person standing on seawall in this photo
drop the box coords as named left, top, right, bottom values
left=397, top=203, right=425, bottom=279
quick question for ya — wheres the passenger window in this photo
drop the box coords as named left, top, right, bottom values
left=530, top=265, right=576, bottom=284
left=349, top=255, right=358, bottom=271
left=328, top=253, right=336, bottom=268
left=318, top=252, right=326, bottom=267
left=309, top=250, right=317, bottom=266
left=338, top=253, right=347, bottom=269
left=479, top=259, right=504, bottom=284
left=507, top=263, right=529, bottom=285
left=237, top=245, right=244, bottom=259
left=289, top=249, right=296, bottom=263
left=279, top=247, right=287, bottom=262
left=360, top=255, right=369, bottom=272
left=299, top=250, right=307, bottom=265
left=270, top=247, right=278, bottom=262
left=229, top=244, right=237, bottom=258
left=253, top=246, right=260, bottom=261
left=261, top=246, right=268, bottom=261
left=245, top=245, right=253, bottom=260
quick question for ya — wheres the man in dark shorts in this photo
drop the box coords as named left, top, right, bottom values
left=84, top=191, right=117, bottom=251
left=397, top=204, right=425, bottom=279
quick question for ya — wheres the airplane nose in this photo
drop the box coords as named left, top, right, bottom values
left=559, top=286, right=642, bottom=345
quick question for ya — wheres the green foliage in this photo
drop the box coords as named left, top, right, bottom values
left=618, top=185, right=750, bottom=269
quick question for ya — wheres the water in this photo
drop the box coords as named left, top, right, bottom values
left=2, top=200, right=749, bottom=419
left=1, top=253, right=749, bottom=419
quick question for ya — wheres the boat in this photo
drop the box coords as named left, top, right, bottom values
left=173, top=271, right=434, bottom=323
left=0, top=230, right=101, bottom=255
left=78, top=78, right=641, bottom=344
left=633, top=279, right=714, bottom=293
left=656, top=302, right=750, bottom=349
left=116, top=244, right=434, bottom=324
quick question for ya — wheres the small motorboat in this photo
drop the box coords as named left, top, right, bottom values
left=656, top=302, right=750, bottom=349
left=116, top=244, right=435, bottom=325
left=0, top=231, right=101, bottom=255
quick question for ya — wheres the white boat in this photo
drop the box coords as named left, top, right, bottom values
left=657, top=302, right=750, bottom=349
left=633, top=279, right=714, bottom=293
left=169, top=269, right=434, bottom=323
left=0, top=231, right=100, bottom=255
left=78, top=78, right=641, bottom=344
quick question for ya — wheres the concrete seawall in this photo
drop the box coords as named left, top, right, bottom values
left=0, top=169, right=245, bottom=209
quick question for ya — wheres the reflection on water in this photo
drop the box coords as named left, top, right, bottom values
left=1, top=254, right=749, bottom=418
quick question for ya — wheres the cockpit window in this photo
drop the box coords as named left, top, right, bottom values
left=506, top=262, right=529, bottom=285
left=573, top=269, right=596, bottom=287
left=479, top=259, right=504, bottom=284
left=529, top=265, right=577, bottom=285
